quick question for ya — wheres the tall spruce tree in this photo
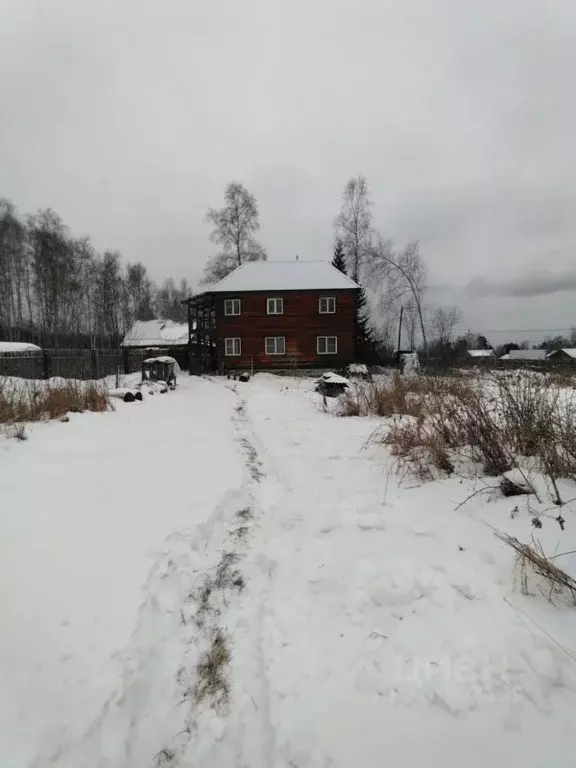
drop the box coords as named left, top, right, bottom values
left=332, top=239, right=347, bottom=274
left=356, top=284, right=375, bottom=363
left=332, top=240, right=374, bottom=363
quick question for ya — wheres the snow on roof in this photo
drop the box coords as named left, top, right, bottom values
left=121, top=320, right=189, bottom=348
left=143, top=355, right=177, bottom=364
left=504, top=349, right=548, bottom=361
left=0, top=342, right=42, bottom=353
left=467, top=349, right=495, bottom=358
left=208, top=260, right=360, bottom=293
left=548, top=348, right=576, bottom=359
left=318, top=371, right=350, bottom=385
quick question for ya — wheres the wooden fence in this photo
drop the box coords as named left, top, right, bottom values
left=0, top=349, right=150, bottom=380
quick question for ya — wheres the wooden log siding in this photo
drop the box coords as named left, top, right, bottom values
left=216, top=289, right=357, bottom=368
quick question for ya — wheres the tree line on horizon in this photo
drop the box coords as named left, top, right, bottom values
left=2, top=184, right=573, bottom=358
left=0, top=199, right=190, bottom=348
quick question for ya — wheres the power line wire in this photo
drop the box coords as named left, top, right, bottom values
left=460, top=327, right=575, bottom=334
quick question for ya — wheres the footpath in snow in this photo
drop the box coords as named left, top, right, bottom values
left=0, top=376, right=243, bottom=767
left=2, top=373, right=576, bottom=767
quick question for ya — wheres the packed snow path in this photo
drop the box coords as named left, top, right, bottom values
left=2, top=374, right=576, bottom=767
left=0, top=377, right=243, bottom=767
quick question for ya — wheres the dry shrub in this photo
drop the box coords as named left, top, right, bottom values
left=384, top=418, right=455, bottom=480
left=371, top=371, right=576, bottom=493
left=338, top=374, right=423, bottom=418
left=547, top=370, right=576, bottom=389
left=0, top=378, right=110, bottom=425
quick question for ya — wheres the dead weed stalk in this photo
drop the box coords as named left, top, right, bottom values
left=496, top=529, right=576, bottom=605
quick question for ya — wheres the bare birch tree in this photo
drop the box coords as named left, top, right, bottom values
left=0, top=199, right=28, bottom=337
left=335, top=175, right=373, bottom=284
left=370, top=239, right=429, bottom=356
left=204, top=182, right=267, bottom=283
left=429, top=306, right=463, bottom=350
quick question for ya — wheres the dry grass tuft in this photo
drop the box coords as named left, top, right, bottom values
left=0, top=378, right=110, bottom=425
left=496, top=529, right=576, bottom=605
left=10, top=422, right=27, bottom=441
left=192, top=628, right=231, bottom=708
left=195, top=551, right=245, bottom=627
left=154, top=747, right=176, bottom=766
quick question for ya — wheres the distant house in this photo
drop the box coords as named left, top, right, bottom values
left=500, top=349, right=548, bottom=361
left=546, top=348, right=576, bottom=362
left=467, top=349, right=495, bottom=358
left=183, top=260, right=360, bottom=372
left=121, top=319, right=191, bottom=368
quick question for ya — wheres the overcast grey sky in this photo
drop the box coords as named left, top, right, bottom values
left=2, top=0, right=576, bottom=344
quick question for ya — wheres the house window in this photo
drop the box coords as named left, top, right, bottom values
left=225, top=337, right=241, bottom=356
left=317, top=336, right=337, bottom=355
left=267, top=297, right=284, bottom=315
left=265, top=336, right=286, bottom=355
left=319, top=296, right=336, bottom=314
left=224, top=298, right=241, bottom=316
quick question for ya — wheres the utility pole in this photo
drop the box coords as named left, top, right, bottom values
left=396, top=305, right=404, bottom=369
left=397, top=305, right=404, bottom=352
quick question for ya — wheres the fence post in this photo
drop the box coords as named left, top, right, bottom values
left=90, top=349, right=99, bottom=380
left=123, top=347, right=129, bottom=374
left=43, top=350, right=52, bottom=380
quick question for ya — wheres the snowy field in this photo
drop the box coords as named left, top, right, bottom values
left=1, top=373, right=576, bottom=767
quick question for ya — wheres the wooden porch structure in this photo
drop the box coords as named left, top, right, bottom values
left=184, top=293, right=218, bottom=374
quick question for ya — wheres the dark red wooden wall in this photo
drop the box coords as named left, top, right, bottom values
left=215, top=289, right=357, bottom=368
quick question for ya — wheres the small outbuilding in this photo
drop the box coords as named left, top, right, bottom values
left=121, top=320, right=190, bottom=369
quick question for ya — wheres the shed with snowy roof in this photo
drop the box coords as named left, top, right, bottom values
left=121, top=319, right=192, bottom=369
left=183, top=260, right=360, bottom=372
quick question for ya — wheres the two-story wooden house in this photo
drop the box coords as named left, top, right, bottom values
left=184, top=260, right=360, bottom=371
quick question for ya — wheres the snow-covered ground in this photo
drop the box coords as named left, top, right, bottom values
left=2, top=373, right=576, bottom=767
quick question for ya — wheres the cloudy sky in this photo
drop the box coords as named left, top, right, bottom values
left=2, top=0, right=575, bottom=344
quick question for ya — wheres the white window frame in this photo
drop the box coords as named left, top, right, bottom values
left=224, top=337, right=241, bottom=356
left=266, top=297, right=284, bottom=315
left=317, top=336, right=338, bottom=355
left=265, top=336, right=286, bottom=356
left=224, top=298, right=241, bottom=316
left=319, top=296, right=336, bottom=314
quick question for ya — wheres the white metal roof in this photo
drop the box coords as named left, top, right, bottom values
left=208, top=260, right=360, bottom=293
left=121, top=320, right=189, bottom=348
